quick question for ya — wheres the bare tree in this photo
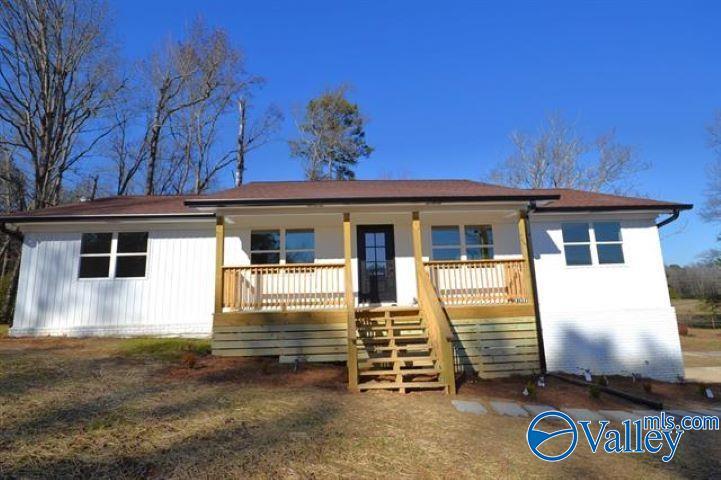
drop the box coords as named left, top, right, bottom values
left=0, top=0, right=123, bottom=209
left=139, top=19, right=244, bottom=195
left=235, top=98, right=283, bottom=186
left=289, top=86, right=373, bottom=180
left=703, top=110, right=721, bottom=224
left=490, top=114, right=647, bottom=193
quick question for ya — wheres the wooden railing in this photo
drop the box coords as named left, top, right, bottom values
left=417, top=269, right=457, bottom=394
left=424, top=259, right=529, bottom=306
left=222, top=263, right=345, bottom=311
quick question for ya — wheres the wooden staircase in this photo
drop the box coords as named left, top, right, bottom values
left=355, top=307, right=446, bottom=393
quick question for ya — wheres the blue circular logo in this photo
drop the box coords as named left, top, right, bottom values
left=526, top=410, right=578, bottom=462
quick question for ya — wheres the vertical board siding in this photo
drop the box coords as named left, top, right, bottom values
left=12, top=229, right=215, bottom=337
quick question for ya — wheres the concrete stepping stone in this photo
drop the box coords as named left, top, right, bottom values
left=689, top=408, right=721, bottom=418
left=451, top=400, right=487, bottom=415
left=630, top=410, right=659, bottom=421
left=598, top=410, right=634, bottom=423
left=566, top=408, right=605, bottom=422
left=523, top=404, right=556, bottom=417
left=490, top=400, right=528, bottom=417
left=668, top=409, right=698, bottom=419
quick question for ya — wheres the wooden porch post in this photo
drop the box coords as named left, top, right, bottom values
left=214, top=216, right=225, bottom=315
left=518, top=209, right=547, bottom=372
left=517, top=211, right=535, bottom=306
left=343, top=213, right=359, bottom=391
left=411, top=211, right=424, bottom=298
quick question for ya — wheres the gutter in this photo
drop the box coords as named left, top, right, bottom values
left=656, top=208, right=682, bottom=228
left=0, top=213, right=216, bottom=224
left=523, top=201, right=547, bottom=373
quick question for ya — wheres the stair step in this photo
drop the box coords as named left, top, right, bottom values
left=362, top=345, right=431, bottom=352
left=356, top=334, right=428, bottom=342
left=359, top=355, right=436, bottom=365
left=363, top=325, right=425, bottom=331
left=358, top=381, right=446, bottom=391
left=358, top=368, right=440, bottom=376
left=356, top=315, right=422, bottom=323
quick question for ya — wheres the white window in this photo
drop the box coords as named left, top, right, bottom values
left=561, top=222, right=624, bottom=266
left=593, top=222, right=624, bottom=264
left=561, top=223, right=592, bottom=266
left=285, top=229, right=315, bottom=264
left=115, top=232, right=149, bottom=277
left=250, top=230, right=281, bottom=264
left=79, top=232, right=148, bottom=278
left=79, top=233, right=112, bottom=278
left=250, top=229, right=315, bottom=265
left=431, top=225, right=494, bottom=260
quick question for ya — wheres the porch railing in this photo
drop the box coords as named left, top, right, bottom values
left=222, top=263, right=345, bottom=311
left=424, top=259, right=529, bottom=306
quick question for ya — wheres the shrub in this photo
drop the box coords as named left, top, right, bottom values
left=181, top=351, right=198, bottom=369
left=589, top=384, right=601, bottom=399
left=678, top=323, right=689, bottom=336
left=643, top=381, right=653, bottom=394
left=597, top=376, right=609, bottom=387
left=524, top=380, right=537, bottom=399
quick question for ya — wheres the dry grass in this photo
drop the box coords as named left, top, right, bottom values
left=1, top=337, right=720, bottom=479
left=680, top=327, right=721, bottom=353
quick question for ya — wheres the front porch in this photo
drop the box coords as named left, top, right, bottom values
left=211, top=207, right=541, bottom=393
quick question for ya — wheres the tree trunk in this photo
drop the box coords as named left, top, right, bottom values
left=2, top=259, right=20, bottom=325
left=235, top=99, right=247, bottom=186
left=145, top=120, right=161, bottom=195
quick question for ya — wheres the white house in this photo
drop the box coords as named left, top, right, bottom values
left=1, top=180, right=692, bottom=392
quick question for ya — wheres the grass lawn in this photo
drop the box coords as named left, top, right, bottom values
left=680, top=327, right=721, bottom=354
left=1, top=337, right=720, bottom=479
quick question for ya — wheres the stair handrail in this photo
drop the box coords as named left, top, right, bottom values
left=417, top=268, right=457, bottom=395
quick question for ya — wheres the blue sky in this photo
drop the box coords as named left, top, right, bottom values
left=111, top=0, right=720, bottom=265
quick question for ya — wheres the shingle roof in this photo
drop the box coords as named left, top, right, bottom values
left=184, top=179, right=559, bottom=206
left=528, top=188, right=693, bottom=212
left=0, top=180, right=692, bottom=223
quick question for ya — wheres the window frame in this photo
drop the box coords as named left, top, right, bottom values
left=430, top=224, right=495, bottom=261
left=561, top=222, right=594, bottom=267
left=77, top=232, right=150, bottom=280
left=284, top=228, right=316, bottom=264
left=114, top=232, right=149, bottom=278
left=593, top=221, right=625, bottom=265
left=249, top=228, right=316, bottom=265
left=250, top=229, right=282, bottom=265
left=561, top=221, right=626, bottom=267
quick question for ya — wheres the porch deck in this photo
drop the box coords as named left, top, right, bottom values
left=211, top=210, right=541, bottom=392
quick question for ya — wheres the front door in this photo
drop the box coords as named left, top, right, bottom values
left=357, top=225, right=397, bottom=304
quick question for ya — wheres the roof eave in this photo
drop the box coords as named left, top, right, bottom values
left=0, top=213, right=215, bottom=224
left=533, top=203, right=693, bottom=213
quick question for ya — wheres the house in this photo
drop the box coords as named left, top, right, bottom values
left=0, top=180, right=692, bottom=392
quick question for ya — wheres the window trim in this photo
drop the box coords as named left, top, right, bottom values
left=561, top=222, right=626, bottom=267
left=430, top=224, right=494, bottom=261
left=78, top=232, right=149, bottom=280
left=284, top=228, right=316, bottom=264
left=592, top=221, right=625, bottom=265
left=114, top=232, right=149, bottom=279
left=249, top=228, right=316, bottom=265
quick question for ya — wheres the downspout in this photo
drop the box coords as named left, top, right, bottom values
left=523, top=201, right=547, bottom=373
left=656, top=209, right=681, bottom=228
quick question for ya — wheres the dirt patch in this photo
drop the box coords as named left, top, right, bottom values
left=458, top=375, right=640, bottom=410
left=163, top=356, right=348, bottom=390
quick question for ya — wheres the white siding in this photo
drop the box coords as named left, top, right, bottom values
left=12, top=225, right=215, bottom=337
left=530, top=213, right=684, bottom=381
